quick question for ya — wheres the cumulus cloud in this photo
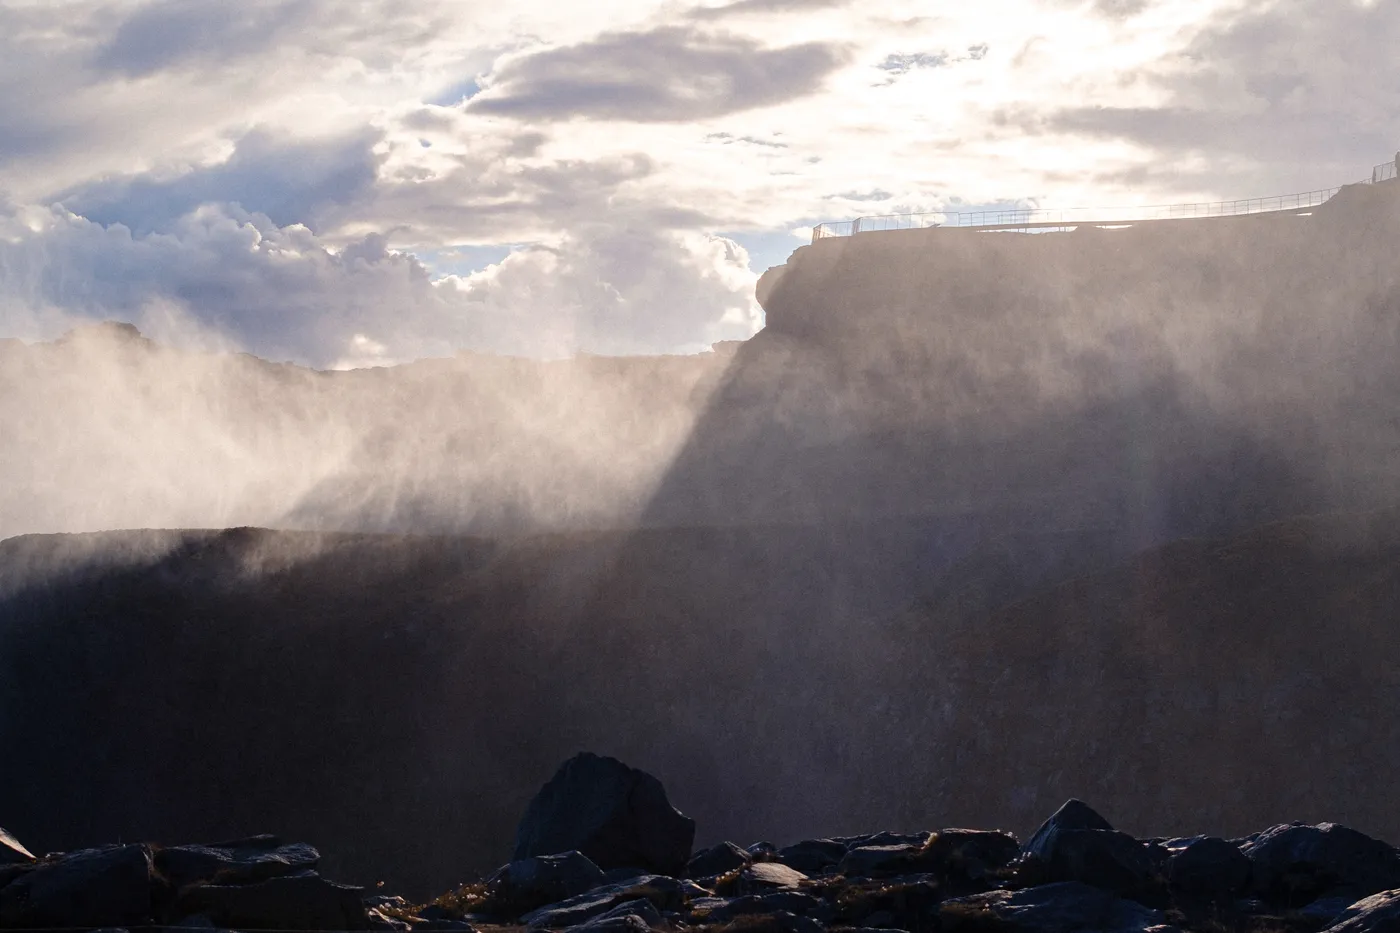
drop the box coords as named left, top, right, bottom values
left=59, top=127, right=384, bottom=235
left=90, top=0, right=322, bottom=77
left=0, top=203, right=760, bottom=366
left=467, top=26, right=848, bottom=122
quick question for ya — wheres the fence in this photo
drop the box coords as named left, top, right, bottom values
left=811, top=156, right=1400, bottom=243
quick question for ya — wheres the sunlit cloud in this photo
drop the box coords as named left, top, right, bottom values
left=0, top=0, right=1392, bottom=363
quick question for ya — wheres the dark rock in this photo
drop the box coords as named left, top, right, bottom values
left=838, top=845, right=922, bottom=878
left=941, top=881, right=1166, bottom=933
left=1025, top=800, right=1116, bottom=856
left=574, top=913, right=650, bottom=933
left=705, top=892, right=827, bottom=923
left=688, top=842, right=752, bottom=878
left=1023, top=801, right=1152, bottom=897
left=1323, top=890, right=1400, bottom=932
left=839, top=832, right=932, bottom=850
left=1165, top=836, right=1250, bottom=900
left=575, top=898, right=663, bottom=931
left=0, top=828, right=32, bottom=865
left=830, top=877, right=940, bottom=929
left=922, top=829, right=1021, bottom=879
left=1299, top=896, right=1359, bottom=925
left=0, top=844, right=153, bottom=928
left=365, top=894, right=410, bottom=909
left=490, top=851, right=607, bottom=911
left=748, top=842, right=780, bottom=860
left=736, top=862, right=808, bottom=893
left=514, top=753, right=695, bottom=877
left=777, top=840, right=847, bottom=875
left=175, top=870, right=367, bottom=930
left=154, top=835, right=320, bottom=890
left=519, top=874, right=684, bottom=928
left=1242, top=823, right=1400, bottom=903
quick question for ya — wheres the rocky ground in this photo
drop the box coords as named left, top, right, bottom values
left=5, top=753, right=1400, bottom=933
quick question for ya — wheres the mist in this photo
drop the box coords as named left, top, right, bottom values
left=6, top=175, right=1400, bottom=899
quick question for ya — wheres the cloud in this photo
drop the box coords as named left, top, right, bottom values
left=467, top=26, right=848, bottom=122
left=59, top=127, right=384, bottom=235
left=877, top=52, right=949, bottom=75
left=0, top=202, right=761, bottom=365
left=688, top=0, right=852, bottom=19
left=90, top=0, right=321, bottom=77
left=1039, top=0, right=1400, bottom=190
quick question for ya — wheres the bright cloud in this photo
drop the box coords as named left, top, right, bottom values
left=0, top=0, right=1394, bottom=363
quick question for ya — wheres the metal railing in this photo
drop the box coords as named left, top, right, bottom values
left=811, top=156, right=1400, bottom=243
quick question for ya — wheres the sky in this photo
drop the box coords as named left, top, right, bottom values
left=0, top=0, right=1396, bottom=367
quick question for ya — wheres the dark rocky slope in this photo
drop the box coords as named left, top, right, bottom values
left=3, top=510, right=1399, bottom=897
left=5, top=757, right=1400, bottom=933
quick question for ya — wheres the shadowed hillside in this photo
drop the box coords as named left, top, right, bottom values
left=3, top=511, right=1399, bottom=897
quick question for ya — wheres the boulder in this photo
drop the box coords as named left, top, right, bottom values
left=514, top=753, right=695, bottom=877
left=1165, top=836, right=1250, bottom=900
left=838, top=832, right=932, bottom=849
left=175, top=870, right=367, bottom=930
left=154, top=835, right=320, bottom=890
left=520, top=874, right=683, bottom=928
left=922, top=829, right=1022, bottom=879
left=1025, top=800, right=1116, bottom=856
left=686, top=842, right=751, bottom=878
left=0, top=827, right=33, bottom=865
left=736, top=862, right=808, bottom=894
left=0, top=844, right=153, bottom=928
left=1242, top=823, right=1400, bottom=903
left=747, top=842, right=779, bottom=860
left=941, top=881, right=1166, bottom=933
left=1322, top=890, right=1400, bottom=932
left=1024, top=800, right=1152, bottom=896
left=777, top=839, right=847, bottom=875
left=838, top=844, right=921, bottom=878
left=489, top=851, right=607, bottom=911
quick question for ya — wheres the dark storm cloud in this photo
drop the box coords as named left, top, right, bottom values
left=1038, top=0, right=1400, bottom=188
left=59, top=128, right=383, bottom=234
left=467, top=26, right=848, bottom=122
left=91, top=0, right=319, bottom=77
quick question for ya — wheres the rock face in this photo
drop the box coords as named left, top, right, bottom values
left=514, top=753, right=696, bottom=877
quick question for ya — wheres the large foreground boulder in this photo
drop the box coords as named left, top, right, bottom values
left=514, top=753, right=695, bottom=876
left=1242, top=823, right=1400, bottom=903
left=0, top=844, right=153, bottom=928
left=0, top=828, right=32, bottom=865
